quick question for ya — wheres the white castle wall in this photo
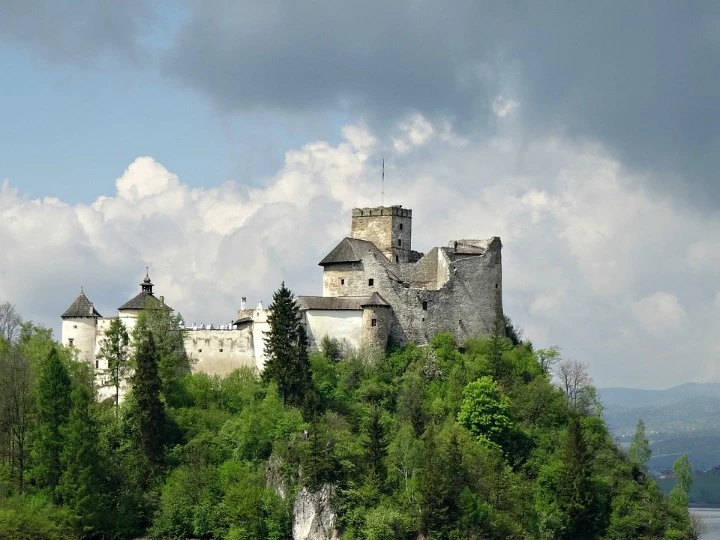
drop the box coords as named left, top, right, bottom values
left=61, top=318, right=97, bottom=364
left=184, top=326, right=255, bottom=376
left=304, top=310, right=363, bottom=351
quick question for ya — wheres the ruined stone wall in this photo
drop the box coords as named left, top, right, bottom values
left=351, top=206, right=412, bottom=263
left=353, top=238, right=503, bottom=346
left=184, top=327, right=256, bottom=376
left=396, top=247, right=443, bottom=289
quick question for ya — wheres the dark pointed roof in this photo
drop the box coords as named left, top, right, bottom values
left=361, top=292, right=391, bottom=308
left=62, top=290, right=102, bottom=318
left=319, top=237, right=382, bottom=266
left=118, top=291, right=156, bottom=311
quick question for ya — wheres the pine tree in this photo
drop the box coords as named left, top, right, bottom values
left=262, top=282, right=313, bottom=411
left=34, top=346, right=72, bottom=497
left=98, top=317, right=129, bottom=408
left=126, top=314, right=166, bottom=481
left=58, top=385, right=107, bottom=535
left=363, top=406, right=388, bottom=489
left=556, top=415, right=597, bottom=539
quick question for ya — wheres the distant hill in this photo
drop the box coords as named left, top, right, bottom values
left=599, top=383, right=720, bottom=409
left=598, top=383, right=720, bottom=472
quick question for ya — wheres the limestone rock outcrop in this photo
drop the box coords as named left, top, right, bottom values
left=292, top=484, right=338, bottom=540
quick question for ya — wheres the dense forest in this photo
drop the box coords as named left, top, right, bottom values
left=0, top=289, right=699, bottom=539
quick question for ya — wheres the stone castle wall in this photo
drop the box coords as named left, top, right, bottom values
left=351, top=206, right=413, bottom=263
left=184, top=327, right=256, bottom=376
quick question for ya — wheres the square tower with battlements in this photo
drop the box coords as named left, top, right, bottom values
left=351, top=205, right=412, bottom=263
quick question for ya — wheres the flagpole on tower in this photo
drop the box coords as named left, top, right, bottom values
left=381, top=158, right=385, bottom=206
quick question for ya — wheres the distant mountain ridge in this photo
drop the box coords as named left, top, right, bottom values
left=598, top=382, right=720, bottom=471
left=598, top=382, right=720, bottom=409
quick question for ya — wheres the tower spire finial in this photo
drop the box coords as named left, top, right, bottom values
left=381, top=158, right=385, bottom=206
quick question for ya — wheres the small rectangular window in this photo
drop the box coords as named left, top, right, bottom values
left=340, top=278, right=345, bottom=285
left=368, top=278, right=374, bottom=286
left=219, top=348, right=223, bottom=352
left=73, top=325, right=77, bottom=329
left=395, top=256, right=399, bottom=263
left=399, top=223, right=404, bottom=230
left=371, top=318, right=377, bottom=327
left=422, top=301, right=428, bottom=310
left=68, top=338, right=74, bottom=345
left=198, top=349, right=202, bottom=353
left=95, top=360, right=99, bottom=369
left=398, top=239, right=402, bottom=246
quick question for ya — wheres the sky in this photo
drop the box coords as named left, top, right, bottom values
left=1, top=1, right=720, bottom=389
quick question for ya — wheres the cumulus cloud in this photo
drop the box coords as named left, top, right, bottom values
left=631, top=292, right=688, bottom=337
left=6, top=2, right=719, bottom=207
left=2, top=118, right=720, bottom=388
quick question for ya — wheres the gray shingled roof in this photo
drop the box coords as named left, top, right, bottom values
left=361, top=292, right=391, bottom=307
left=319, top=237, right=379, bottom=266
left=62, top=291, right=102, bottom=318
left=118, top=291, right=157, bottom=311
left=296, top=296, right=367, bottom=311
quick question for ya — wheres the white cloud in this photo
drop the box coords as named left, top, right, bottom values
left=392, top=113, right=435, bottom=154
left=2, top=120, right=720, bottom=389
left=492, top=94, right=520, bottom=118
left=631, top=292, right=688, bottom=336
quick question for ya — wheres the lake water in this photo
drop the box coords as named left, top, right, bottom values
left=692, top=507, right=720, bottom=539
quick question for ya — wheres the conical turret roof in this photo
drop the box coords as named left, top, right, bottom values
left=61, top=290, right=102, bottom=318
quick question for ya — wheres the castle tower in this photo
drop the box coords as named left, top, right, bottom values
left=361, top=292, right=391, bottom=349
left=351, top=205, right=412, bottom=263
left=61, top=288, right=102, bottom=363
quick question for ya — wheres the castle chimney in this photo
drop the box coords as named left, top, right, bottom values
left=241, top=297, right=247, bottom=310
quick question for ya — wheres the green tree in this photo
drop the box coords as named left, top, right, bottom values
left=125, top=314, right=166, bottom=480
left=669, top=454, right=692, bottom=509
left=363, top=407, right=388, bottom=489
left=143, top=299, right=191, bottom=403
left=34, top=346, right=72, bottom=497
left=0, top=345, right=34, bottom=493
left=457, top=376, right=512, bottom=450
left=98, top=317, right=129, bottom=408
left=628, top=418, right=651, bottom=469
left=555, top=415, right=599, bottom=539
left=262, top=282, right=314, bottom=413
left=58, top=385, right=107, bottom=536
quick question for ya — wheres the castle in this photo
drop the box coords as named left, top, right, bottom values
left=61, top=205, right=503, bottom=397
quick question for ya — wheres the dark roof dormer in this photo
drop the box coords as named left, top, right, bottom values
left=119, top=270, right=159, bottom=311
left=141, top=271, right=154, bottom=294
left=62, top=289, right=102, bottom=319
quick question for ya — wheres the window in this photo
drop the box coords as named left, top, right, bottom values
left=398, top=239, right=402, bottom=246
left=422, top=301, right=428, bottom=310
left=73, top=325, right=77, bottom=329
left=495, top=283, right=499, bottom=289
left=395, top=255, right=399, bottom=263
left=68, top=338, right=74, bottom=346
left=340, top=278, right=345, bottom=285
left=198, top=349, right=202, bottom=353
left=399, top=223, right=404, bottom=230
left=371, top=318, right=377, bottom=327
left=95, top=360, right=99, bottom=369
left=219, top=348, right=223, bottom=352
left=368, top=278, right=374, bottom=286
